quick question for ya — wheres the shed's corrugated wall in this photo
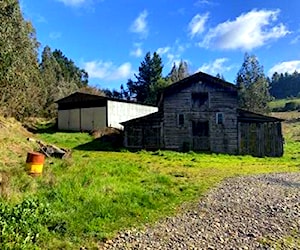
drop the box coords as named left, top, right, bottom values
left=107, top=100, right=158, bottom=129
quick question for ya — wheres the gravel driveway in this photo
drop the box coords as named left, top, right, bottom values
left=100, top=172, right=300, bottom=249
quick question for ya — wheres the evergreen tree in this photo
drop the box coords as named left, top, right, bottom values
left=236, top=53, right=272, bottom=114
left=52, top=49, right=88, bottom=88
left=178, top=60, right=189, bottom=80
left=127, top=52, right=167, bottom=104
left=168, top=60, right=189, bottom=83
left=216, top=73, right=225, bottom=81
left=40, top=46, right=82, bottom=118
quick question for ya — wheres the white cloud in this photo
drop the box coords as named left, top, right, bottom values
left=199, top=9, right=289, bottom=50
left=291, top=35, right=300, bottom=44
left=130, top=43, right=143, bottom=57
left=188, top=13, right=209, bottom=38
left=56, top=0, right=87, bottom=7
left=84, top=60, right=133, bottom=81
left=197, top=58, right=232, bottom=75
left=130, top=10, right=148, bottom=37
left=157, top=47, right=170, bottom=55
left=156, top=41, right=189, bottom=68
left=130, top=47, right=143, bottom=57
left=194, top=0, right=215, bottom=6
left=268, top=61, right=300, bottom=76
left=49, top=32, right=62, bottom=40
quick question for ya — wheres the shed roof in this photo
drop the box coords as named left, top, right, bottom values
left=56, top=91, right=155, bottom=106
left=121, top=111, right=163, bottom=125
left=237, top=109, right=284, bottom=123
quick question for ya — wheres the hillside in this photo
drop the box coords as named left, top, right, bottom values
left=0, top=116, right=33, bottom=168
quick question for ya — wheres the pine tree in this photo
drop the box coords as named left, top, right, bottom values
left=236, top=53, right=272, bottom=114
left=127, top=52, right=167, bottom=104
left=168, top=60, right=189, bottom=83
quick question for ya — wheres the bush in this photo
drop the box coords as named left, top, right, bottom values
left=284, top=101, right=300, bottom=111
left=0, top=198, right=53, bottom=249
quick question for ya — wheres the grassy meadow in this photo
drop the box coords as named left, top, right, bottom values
left=0, top=112, right=300, bottom=248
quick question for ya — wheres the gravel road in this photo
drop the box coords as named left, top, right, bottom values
left=100, top=172, right=300, bottom=249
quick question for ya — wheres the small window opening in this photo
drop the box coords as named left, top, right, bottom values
left=178, top=114, right=184, bottom=126
left=192, top=92, right=208, bottom=108
left=216, top=112, right=224, bottom=125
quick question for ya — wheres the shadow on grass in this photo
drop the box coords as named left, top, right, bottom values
left=73, top=134, right=124, bottom=152
left=25, top=121, right=58, bottom=134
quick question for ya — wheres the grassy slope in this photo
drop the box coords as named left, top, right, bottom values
left=269, top=97, right=300, bottom=110
left=0, top=113, right=300, bottom=248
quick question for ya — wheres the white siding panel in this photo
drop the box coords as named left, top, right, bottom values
left=107, top=101, right=158, bottom=129
left=81, top=107, right=106, bottom=131
left=81, top=108, right=94, bottom=131
left=58, top=110, right=69, bottom=130
left=69, top=109, right=80, bottom=131
left=93, top=107, right=106, bottom=130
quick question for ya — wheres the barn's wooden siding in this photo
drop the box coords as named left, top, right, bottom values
left=123, top=112, right=163, bottom=150
left=162, top=82, right=238, bottom=154
left=237, top=110, right=284, bottom=157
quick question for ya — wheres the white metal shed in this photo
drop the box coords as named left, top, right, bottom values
left=56, top=92, right=158, bottom=131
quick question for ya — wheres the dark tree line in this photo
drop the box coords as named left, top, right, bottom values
left=270, top=71, right=300, bottom=99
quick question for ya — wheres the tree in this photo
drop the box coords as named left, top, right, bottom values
left=236, top=53, right=272, bottom=114
left=39, top=46, right=90, bottom=118
left=216, top=73, right=225, bottom=81
left=0, top=0, right=44, bottom=120
left=79, top=86, right=105, bottom=96
left=168, top=60, right=189, bottom=83
left=127, top=52, right=167, bottom=104
left=52, top=49, right=88, bottom=88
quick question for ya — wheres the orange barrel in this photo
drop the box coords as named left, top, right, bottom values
left=26, top=152, right=45, bottom=176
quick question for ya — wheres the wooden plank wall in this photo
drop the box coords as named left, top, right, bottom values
left=239, top=122, right=283, bottom=157
left=124, top=119, right=163, bottom=150
left=163, top=82, right=239, bottom=154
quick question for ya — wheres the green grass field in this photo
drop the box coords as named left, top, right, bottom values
left=0, top=113, right=300, bottom=248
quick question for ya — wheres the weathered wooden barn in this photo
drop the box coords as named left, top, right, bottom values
left=56, top=92, right=158, bottom=131
left=122, top=72, right=284, bottom=157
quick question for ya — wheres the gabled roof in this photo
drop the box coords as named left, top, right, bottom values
left=55, top=92, right=105, bottom=104
left=237, top=109, right=284, bottom=123
left=163, top=71, right=238, bottom=96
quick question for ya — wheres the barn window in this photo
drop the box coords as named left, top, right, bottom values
left=178, top=114, right=184, bottom=126
left=191, top=92, right=208, bottom=108
left=192, top=121, right=209, bottom=136
left=216, top=112, right=224, bottom=125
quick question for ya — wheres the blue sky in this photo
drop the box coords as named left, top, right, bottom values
left=21, top=0, right=300, bottom=90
